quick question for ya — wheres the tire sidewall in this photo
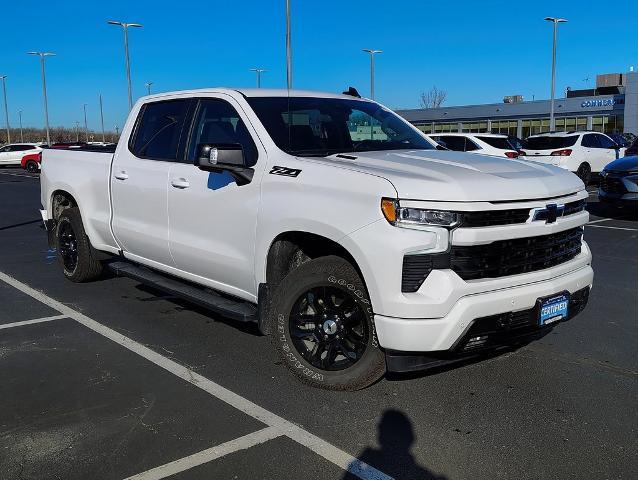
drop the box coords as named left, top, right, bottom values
left=269, top=256, right=385, bottom=390
left=26, top=161, right=39, bottom=173
left=55, top=214, right=79, bottom=279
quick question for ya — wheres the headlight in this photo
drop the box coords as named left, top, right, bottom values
left=381, top=198, right=461, bottom=228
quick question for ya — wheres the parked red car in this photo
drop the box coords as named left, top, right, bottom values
left=21, top=152, right=42, bottom=173
left=625, top=139, right=638, bottom=157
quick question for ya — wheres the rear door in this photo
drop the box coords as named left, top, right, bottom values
left=167, top=96, right=263, bottom=299
left=0, top=145, right=12, bottom=164
left=594, top=134, right=620, bottom=171
left=111, top=98, right=191, bottom=268
left=581, top=134, right=614, bottom=173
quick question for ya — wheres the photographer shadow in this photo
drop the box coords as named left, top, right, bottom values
left=343, top=409, right=447, bottom=480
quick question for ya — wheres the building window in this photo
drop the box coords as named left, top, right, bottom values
left=416, top=124, right=432, bottom=134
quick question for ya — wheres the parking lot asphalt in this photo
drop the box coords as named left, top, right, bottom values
left=1, top=168, right=637, bottom=480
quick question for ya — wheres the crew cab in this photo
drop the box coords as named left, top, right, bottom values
left=40, top=88, right=593, bottom=390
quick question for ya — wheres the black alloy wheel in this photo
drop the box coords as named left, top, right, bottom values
left=57, top=219, right=79, bottom=273
left=26, top=161, right=39, bottom=173
left=289, top=286, right=368, bottom=371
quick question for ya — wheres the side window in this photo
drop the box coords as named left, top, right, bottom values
left=0, top=146, right=9, bottom=152
left=130, top=99, right=189, bottom=160
left=464, top=138, right=480, bottom=151
left=188, top=98, right=258, bottom=167
left=438, top=136, right=465, bottom=151
left=581, top=134, right=599, bottom=148
left=597, top=134, right=615, bottom=149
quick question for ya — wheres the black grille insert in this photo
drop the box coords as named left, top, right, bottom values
left=402, top=253, right=452, bottom=293
left=450, top=227, right=583, bottom=280
left=600, top=176, right=627, bottom=194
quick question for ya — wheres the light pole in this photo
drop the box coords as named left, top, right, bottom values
left=27, top=52, right=55, bottom=145
left=108, top=20, right=143, bottom=111
left=544, top=17, right=567, bottom=131
left=83, top=103, right=89, bottom=142
left=18, top=110, right=23, bottom=142
left=250, top=68, right=267, bottom=88
left=362, top=49, right=382, bottom=100
left=285, top=0, right=292, bottom=89
left=115, top=125, right=119, bottom=137
left=75, top=121, right=80, bottom=142
left=145, top=81, right=153, bottom=95
left=99, top=94, right=105, bottom=143
left=0, top=76, right=10, bottom=144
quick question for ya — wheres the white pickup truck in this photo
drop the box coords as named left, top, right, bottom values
left=40, top=88, right=593, bottom=390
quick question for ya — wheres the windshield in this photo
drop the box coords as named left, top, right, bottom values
left=523, top=135, right=578, bottom=150
left=245, top=96, right=435, bottom=156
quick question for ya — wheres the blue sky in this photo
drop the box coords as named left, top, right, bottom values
left=1, top=0, right=637, bottom=131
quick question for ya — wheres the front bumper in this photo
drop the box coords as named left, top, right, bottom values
left=374, top=261, right=593, bottom=353
left=386, top=286, right=589, bottom=372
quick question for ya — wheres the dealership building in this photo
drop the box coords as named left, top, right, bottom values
left=397, top=71, right=638, bottom=138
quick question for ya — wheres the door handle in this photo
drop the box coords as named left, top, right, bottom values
left=171, top=178, right=190, bottom=189
left=114, top=171, right=129, bottom=180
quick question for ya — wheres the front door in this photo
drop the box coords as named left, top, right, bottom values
left=167, top=96, right=264, bottom=300
left=111, top=98, right=191, bottom=268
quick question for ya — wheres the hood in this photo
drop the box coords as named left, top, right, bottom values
left=604, top=155, right=638, bottom=172
left=319, top=149, right=584, bottom=202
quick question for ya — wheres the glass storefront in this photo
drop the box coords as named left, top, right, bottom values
left=419, top=114, right=624, bottom=139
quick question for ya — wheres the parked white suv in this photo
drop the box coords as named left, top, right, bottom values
left=426, top=133, right=521, bottom=158
left=520, top=131, right=624, bottom=184
left=0, top=143, right=42, bottom=166
left=39, top=88, right=593, bottom=390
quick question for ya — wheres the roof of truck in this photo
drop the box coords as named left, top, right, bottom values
left=140, top=88, right=369, bottom=102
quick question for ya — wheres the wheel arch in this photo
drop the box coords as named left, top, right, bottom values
left=264, top=231, right=367, bottom=292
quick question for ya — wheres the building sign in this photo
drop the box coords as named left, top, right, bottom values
left=580, top=98, right=623, bottom=108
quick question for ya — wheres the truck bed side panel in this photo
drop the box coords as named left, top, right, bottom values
left=40, top=149, right=119, bottom=253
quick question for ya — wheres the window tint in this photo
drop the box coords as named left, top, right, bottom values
left=131, top=100, right=189, bottom=160
left=0, top=146, right=9, bottom=152
left=246, top=96, right=434, bottom=156
left=581, top=134, right=600, bottom=148
left=596, top=134, right=616, bottom=149
left=8, top=145, right=31, bottom=152
left=437, top=136, right=476, bottom=152
left=188, top=98, right=258, bottom=167
left=523, top=135, right=578, bottom=150
left=476, top=136, right=514, bottom=150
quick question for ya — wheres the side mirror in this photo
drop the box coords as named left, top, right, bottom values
left=195, top=143, right=254, bottom=185
left=197, top=143, right=245, bottom=168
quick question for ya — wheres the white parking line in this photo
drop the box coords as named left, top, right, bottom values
left=125, top=426, right=283, bottom=480
left=588, top=217, right=615, bottom=224
left=0, top=314, right=67, bottom=330
left=586, top=224, right=638, bottom=232
left=0, top=270, right=393, bottom=480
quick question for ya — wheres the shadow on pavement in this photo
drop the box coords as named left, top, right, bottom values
left=343, top=409, right=447, bottom=480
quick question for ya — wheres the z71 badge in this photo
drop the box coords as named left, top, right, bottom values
left=269, top=166, right=302, bottom=177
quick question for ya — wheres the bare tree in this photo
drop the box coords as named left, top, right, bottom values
left=419, top=86, right=447, bottom=109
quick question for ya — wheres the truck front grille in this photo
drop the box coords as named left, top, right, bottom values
left=450, top=227, right=583, bottom=280
left=458, top=199, right=585, bottom=227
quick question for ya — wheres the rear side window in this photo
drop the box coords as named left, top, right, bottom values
left=9, top=145, right=33, bottom=152
left=437, top=136, right=479, bottom=152
left=476, top=136, right=514, bottom=150
left=581, top=134, right=600, bottom=148
left=523, top=136, right=578, bottom=150
left=130, top=100, right=189, bottom=160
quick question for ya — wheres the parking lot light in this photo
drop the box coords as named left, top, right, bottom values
left=18, top=110, right=23, bottom=142
left=108, top=20, right=143, bottom=111
left=362, top=49, right=382, bottom=100
left=145, top=82, right=153, bottom=95
left=0, top=75, right=9, bottom=144
left=83, top=103, right=89, bottom=142
left=99, top=94, right=105, bottom=143
left=544, top=17, right=568, bottom=132
left=27, top=52, right=55, bottom=146
left=250, top=68, right=267, bottom=88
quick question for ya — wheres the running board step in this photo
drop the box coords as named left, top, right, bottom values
left=107, top=261, right=258, bottom=322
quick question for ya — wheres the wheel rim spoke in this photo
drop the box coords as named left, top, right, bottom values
left=288, top=285, right=369, bottom=372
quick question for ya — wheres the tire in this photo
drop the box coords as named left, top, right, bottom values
left=25, top=161, right=39, bottom=173
left=55, top=207, right=103, bottom=282
left=268, top=255, right=385, bottom=390
left=576, top=163, right=591, bottom=185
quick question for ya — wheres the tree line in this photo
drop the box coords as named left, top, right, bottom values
left=1, top=126, right=120, bottom=145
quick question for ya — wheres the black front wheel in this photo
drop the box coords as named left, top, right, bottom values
left=268, top=255, right=385, bottom=390
left=25, top=161, right=39, bottom=173
left=576, top=163, right=591, bottom=185
left=55, top=207, right=103, bottom=282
